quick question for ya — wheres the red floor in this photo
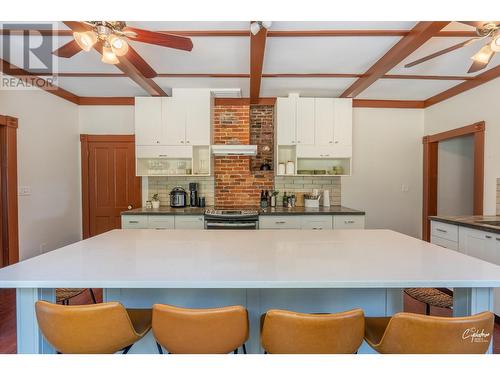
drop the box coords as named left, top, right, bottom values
left=0, top=289, right=498, bottom=353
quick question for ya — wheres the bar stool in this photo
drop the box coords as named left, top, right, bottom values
left=35, top=301, right=152, bottom=354
left=152, top=304, right=249, bottom=354
left=404, top=288, right=452, bottom=315
left=365, top=311, right=494, bottom=354
left=260, top=308, right=365, bottom=354
left=56, top=288, right=97, bottom=305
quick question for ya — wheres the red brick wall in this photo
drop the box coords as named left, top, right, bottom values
left=250, top=105, right=274, bottom=171
left=214, top=105, right=274, bottom=208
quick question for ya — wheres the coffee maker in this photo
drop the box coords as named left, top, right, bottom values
left=189, top=182, right=198, bottom=207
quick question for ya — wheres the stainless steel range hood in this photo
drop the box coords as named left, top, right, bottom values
left=211, top=145, right=258, bottom=156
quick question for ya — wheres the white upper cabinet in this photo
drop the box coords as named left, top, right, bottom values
left=185, top=89, right=212, bottom=145
left=135, top=97, right=164, bottom=146
left=164, top=96, right=186, bottom=145
left=333, top=98, right=353, bottom=147
left=314, top=98, right=335, bottom=145
left=276, top=96, right=297, bottom=145
left=296, top=98, right=315, bottom=145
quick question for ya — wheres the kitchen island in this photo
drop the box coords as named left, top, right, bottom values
left=2, top=229, right=500, bottom=354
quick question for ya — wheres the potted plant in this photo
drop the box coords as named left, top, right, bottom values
left=151, top=193, right=160, bottom=209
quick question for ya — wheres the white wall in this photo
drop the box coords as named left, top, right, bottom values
left=0, top=89, right=80, bottom=260
left=425, top=78, right=500, bottom=215
left=437, top=135, right=474, bottom=216
left=342, top=108, right=424, bottom=238
left=78, top=106, right=134, bottom=134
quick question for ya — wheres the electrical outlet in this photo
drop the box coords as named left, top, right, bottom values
left=19, top=186, right=31, bottom=196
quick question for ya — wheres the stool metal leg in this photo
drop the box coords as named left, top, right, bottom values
left=156, top=342, right=164, bottom=354
left=89, top=288, right=97, bottom=304
left=122, top=344, right=133, bottom=354
left=242, top=344, right=247, bottom=354
left=233, top=348, right=238, bottom=354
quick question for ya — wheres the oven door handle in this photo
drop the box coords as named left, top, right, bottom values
left=205, top=222, right=257, bottom=229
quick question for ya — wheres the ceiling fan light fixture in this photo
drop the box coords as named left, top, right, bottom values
left=490, top=32, right=500, bottom=52
left=261, top=21, right=272, bottom=29
left=109, top=35, right=129, bottom=56
left=471, top=44, right=494, bottom=64
left=250, top=22, right=261, bottom=36
left=101, top=45, right=119, bottom=64
left=73, top=31, right=97, bottom=52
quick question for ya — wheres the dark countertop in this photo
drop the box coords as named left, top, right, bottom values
left=122, top=207, right=209, bottom=215
left=259, top=205, right=365, bottom=216
left=122, top=205, right=365, bottom=216
left=430, top=215, right=500, bottom=235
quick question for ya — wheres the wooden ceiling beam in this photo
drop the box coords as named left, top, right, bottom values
left=249, top=23, right=268, bottom=104
left=340, top=22, right=450, bottom=98
left=424, top=64, right=500, bottom=107
left=0, top=58, right=80, bottom=104
left=0, top=29, right=477, bottom=38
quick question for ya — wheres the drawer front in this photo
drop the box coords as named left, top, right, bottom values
left=333, top=215, right=365, bottom=229
left=175, top=216, right=204, bottom=229
left=121, top=215, right=148, bottom=229
left=259, top=216, right=301, bottom=229
left=430, top=235, right=459, bottom=251
left=147, top=215, right=175, bottom=229
left=136, top=145, right=192, bottom=159
left=300, top=216, right=333, bottom=230
left=431, top=221, right=458, bottom=242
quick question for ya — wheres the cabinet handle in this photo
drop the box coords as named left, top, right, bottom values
left=297, top=140, right=301, bottom=143
left=275, top=221, right=286, bottom=224
left=291, top=141, right=295, bottom=144
left=496, top=238, right=500, bottom=241
left=334, top=141, right=339, bottom=144
left=436, top=228, right=447, bottom=233
left=156, top=141, right=160, bottom=144
left=129, top=220, right=139, bottom=224
left=345, top=220, right=355, bottom=224
left=158, top=154, right=168, bottom=157
left=329, top=141, right=333, bottom=143
left=186, top=140, right=190, bottom=143
left=486, top=235, right=492, bottom=239
left=312, top=227, right=323, bottom=230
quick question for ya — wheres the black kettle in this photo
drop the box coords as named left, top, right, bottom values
left=170, top=186, right=187, bottom=208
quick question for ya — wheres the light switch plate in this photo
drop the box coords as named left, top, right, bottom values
left=19, top=186, right=31, bottom=196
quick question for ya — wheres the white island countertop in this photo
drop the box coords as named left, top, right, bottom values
left=2, top=229, right=500, bottom=289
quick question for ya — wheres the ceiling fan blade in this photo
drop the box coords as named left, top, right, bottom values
left=405, top=38, right=479, bottom=68
left=123, top=27, right=193, bottom=51
left=467, top=59, right=491, bottom=73
left=62, top=21, right=93, bottom=33
left=120, top=45, right=157, bottom=78
left=53, top=40, right=82, bottom=58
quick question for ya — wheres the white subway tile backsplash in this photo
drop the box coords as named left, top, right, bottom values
left=148, top=176, right=215, bottom=206
left=274, top=176, right=341, bottom=206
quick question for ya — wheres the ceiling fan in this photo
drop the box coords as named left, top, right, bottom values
left=405, top=21, right=500, bottom=73
left=53, top=21, right=193, bottom=78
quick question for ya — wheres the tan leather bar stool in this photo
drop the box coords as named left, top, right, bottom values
left=35, top=301, right=152, bottom=354
left=260, top=308, right=365, bottom=354
left=365, top=311, right=494, bottom=354
left=152, top=304, right=249, bottom=354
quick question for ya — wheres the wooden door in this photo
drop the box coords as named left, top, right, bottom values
left=81, top=135, right=141, bottom=238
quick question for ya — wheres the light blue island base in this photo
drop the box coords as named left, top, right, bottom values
left=16, top=287, right=493, bottom=354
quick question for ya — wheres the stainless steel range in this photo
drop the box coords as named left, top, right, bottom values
left=204, top=209, right=259, bottom=229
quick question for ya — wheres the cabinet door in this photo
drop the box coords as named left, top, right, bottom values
left=314, top=98, right=335, bottom=145
left=175, top=216, right=204, bottom=229
left=259, top=216, right=301, bottom=229
left=333, top=215, right=365, bottom=229
left=276, top=97, right=296, bottom=145
left=333, top=98, right=352, bottom=147
left=459, top=227, right=497, bottom=264
left=135, top=97, right=163, bottom=145
left=296, top=98, right=315, bottom=145
left=147, top=215, right=175, bottom=229
left=185, top=91, right=211, bottom=145
left=300, top=216, right=333, bottom=230
left=164, top=97, right=186, bottom=145
left=121, top=215, right=148, bottom=229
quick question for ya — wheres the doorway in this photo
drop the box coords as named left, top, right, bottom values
left=422, top=122, right=485, bottom=241
left=80, top=135, right=142, bottom=239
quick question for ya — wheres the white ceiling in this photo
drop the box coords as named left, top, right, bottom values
left=2, top=21, right=497, bottom=100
